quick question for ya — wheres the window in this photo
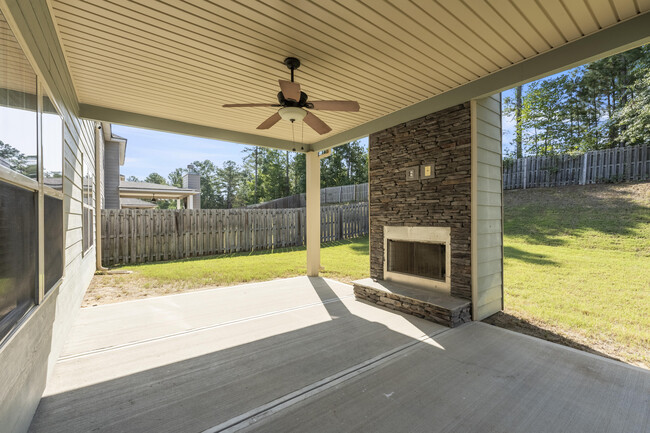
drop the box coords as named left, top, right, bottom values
left=82, top=156, right=94, bottom=253
left=0, top=10, right=65, bottom=341
left=42, top=93, right=64, bottom=294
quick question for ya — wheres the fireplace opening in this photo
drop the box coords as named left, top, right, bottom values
left=387, top=240, right=446, bottom=281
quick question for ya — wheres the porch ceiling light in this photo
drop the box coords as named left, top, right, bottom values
left=278, top=106, right=307, bottom=123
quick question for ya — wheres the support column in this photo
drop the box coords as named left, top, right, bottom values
left=306, top=151, right=320, bottom=276
left=176, top=199, right=181, bottom=209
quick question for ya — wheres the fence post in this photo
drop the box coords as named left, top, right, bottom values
left=580, top=152, right=588, bottom=185
left=522, top=158, right=527, bottom=189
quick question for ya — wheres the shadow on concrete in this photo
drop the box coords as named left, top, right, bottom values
left=482, top=311, right=623, bottom=363
left=28, top=278, right=442, bottom=433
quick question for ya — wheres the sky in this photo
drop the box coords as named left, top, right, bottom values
left=114, top=124, right=368, bottom=181
left=0, top=106, right=62, bottom=175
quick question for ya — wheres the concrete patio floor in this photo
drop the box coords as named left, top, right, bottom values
left=29, top=277, right=649, bottom=433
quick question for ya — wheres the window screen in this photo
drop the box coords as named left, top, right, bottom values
left=44, top=195, right=63, bottom=293
left=0, top=180, right=36, bottom=339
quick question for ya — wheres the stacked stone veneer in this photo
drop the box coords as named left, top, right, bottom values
left=369, top=102, right=472, bottom=300
left=354, top=285, right=471, bottom=327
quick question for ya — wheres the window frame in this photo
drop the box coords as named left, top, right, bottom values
left=82, top=153, right=95, bottom=256
left=40, top=82, right=65, bottom=300
left=0, top=12, right=68, bottom=345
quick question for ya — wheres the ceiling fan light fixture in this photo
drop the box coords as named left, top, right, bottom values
left=278, top=106, right=307, bottom=122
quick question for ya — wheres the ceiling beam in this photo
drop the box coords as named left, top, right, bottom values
left=79, top=104, right=301, bottom=152
left=309, top=12, right=650, bottom=152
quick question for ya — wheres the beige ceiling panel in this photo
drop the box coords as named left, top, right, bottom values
left=411, top=0, right=506, bottom=71
left=585, top=0, right=620, bottom=27
left=44, top=0, right=650, bottom=147
left=436, top=0, right=522, bottom=63
left=612, top=0, right=638, bottom=18
left=510, top=0, right=566, bottom=47
left=537, top=0, right=583, bottom=41
left=485, top=0, right=551, bottom=53
left=558, top=0, right=599, bottom=35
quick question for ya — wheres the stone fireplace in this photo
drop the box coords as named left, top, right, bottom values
left=353, top=97, right=504, bottom=327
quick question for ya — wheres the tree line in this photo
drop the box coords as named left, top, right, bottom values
left=128, top=140, right=368, bottom=209
left=504, top=44, right=650, bottom=158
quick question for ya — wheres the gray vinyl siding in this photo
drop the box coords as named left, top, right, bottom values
left=103, top=141, right=121, bottom=209
left=472, top=94, right=503, bottom=321
left=0, top=2, right=96, bottom=432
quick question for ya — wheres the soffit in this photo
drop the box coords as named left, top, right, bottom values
left=48, top=0, right=650, bottom=148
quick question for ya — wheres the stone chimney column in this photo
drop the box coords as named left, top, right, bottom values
left=182, top=165, right=201, bottom=210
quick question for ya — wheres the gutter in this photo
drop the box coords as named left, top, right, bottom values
left=95, top=122, right=108, bottom=271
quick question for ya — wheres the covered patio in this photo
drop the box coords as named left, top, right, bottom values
left=29, top=278, right=649, bottom=433
left=1, top=2, right=650, bottom=432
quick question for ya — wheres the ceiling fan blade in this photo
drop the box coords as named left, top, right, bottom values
left=279, top=79, right=301, bottom=101
left=257, top=112, right=282, bottom=130
left=223, top=103, right=277, bottom=108
left=304, top=111, right=332, bottom=135
left=310, top=101, right=360, bottom=112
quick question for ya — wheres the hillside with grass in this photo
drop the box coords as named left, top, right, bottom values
left=489, top=182, right=649, bottom=368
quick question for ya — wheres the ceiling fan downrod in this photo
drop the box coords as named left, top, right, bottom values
left=284, top=57, right=301, bottom=82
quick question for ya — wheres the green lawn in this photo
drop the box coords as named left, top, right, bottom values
left=502, top=183, right=649, bottom=367
left=87, top=237, right=369, bottom=304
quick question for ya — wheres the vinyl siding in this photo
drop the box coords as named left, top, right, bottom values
left=103, top=141, right=120, bottom=209
left=471, top=94, right=503, bottom=321
left=0, top=1, right=96, bottom=432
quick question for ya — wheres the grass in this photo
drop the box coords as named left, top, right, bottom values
left=86, top=237, right=369, bottom=305
left=498, top=182, right=650, bottom=368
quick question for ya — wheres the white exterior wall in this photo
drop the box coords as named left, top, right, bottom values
left=471, top=94, right=504, bottom=321
left=0, top=1, right=97, bottom=432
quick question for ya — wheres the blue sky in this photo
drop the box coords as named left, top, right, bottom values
left=114, top=124, right=369, bottom=181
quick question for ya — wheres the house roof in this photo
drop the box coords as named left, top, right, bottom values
left=24, top=2, right=650, bottom=152
left=120, top=198, right=157, bottom=209
left=119, top=181, right=198, bottom=200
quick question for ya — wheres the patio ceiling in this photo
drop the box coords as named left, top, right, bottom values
left=46, top=0, right=650, bottom=152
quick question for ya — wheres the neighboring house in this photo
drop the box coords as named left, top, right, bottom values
left=101, top=123, right=201, bottom=209
left=120, top=198, right=157, bottom=209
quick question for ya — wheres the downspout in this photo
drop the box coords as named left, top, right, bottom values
left=95, top=122, right=108, bottom=271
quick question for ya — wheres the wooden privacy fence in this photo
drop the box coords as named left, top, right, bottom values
left=249, top=183, right=368, bottom=209
left=503, top=144, right=649, bottom=189
left=101, top=203, right=369, bottom=266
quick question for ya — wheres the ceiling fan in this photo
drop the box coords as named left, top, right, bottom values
left=222, top=57, right=360, bottom=135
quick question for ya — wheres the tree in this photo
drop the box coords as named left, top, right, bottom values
left=515, top=85, right=523, bottom=158
left=503, top=44, right=650, bottom=156
left=614, top=67, right=650, bottom=146
left=0, top=140, right=28, bottom=173
left=126, top=175, right=140, bottom=182
left=190, top=160, right=222, bottom=209
left=216, top=160, right=245, bottom=208
left=168, top=167, right=186, bottom=188
left=144, top=172, right=167, bottom=185
left=242, top=146, right=263, bottom=204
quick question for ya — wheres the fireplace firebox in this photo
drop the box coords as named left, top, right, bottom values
left=383, top=226, right=451, bottom=294
left=387, top=240, right=446, bottom=281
